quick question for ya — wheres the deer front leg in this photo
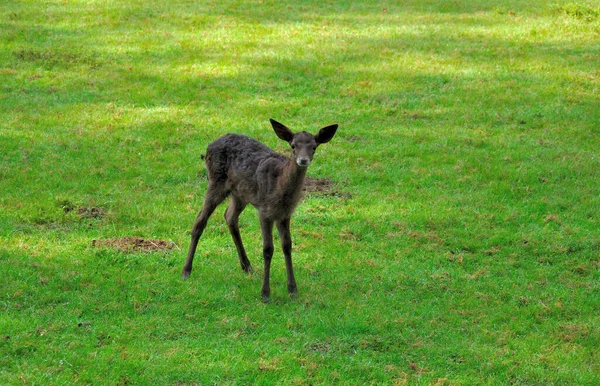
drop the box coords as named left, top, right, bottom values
left=260, top=217, right=274, bottom=302
left=276, top=218, right=297, bottom=296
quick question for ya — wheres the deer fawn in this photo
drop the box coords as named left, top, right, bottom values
left=182, top=119, right=339, bottom=301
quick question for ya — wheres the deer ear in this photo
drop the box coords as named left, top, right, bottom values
left=315, top=124, right=338, bottom=144
left=270, top=119, right=294, bottom=142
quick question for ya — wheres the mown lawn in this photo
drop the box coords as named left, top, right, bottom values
left=1, top=0, right=599, bottom=384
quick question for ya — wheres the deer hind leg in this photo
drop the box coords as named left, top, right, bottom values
left=225, top=196, right=252, bottom=273
left=276, top=218, right=297, bottom=296
left=182, top=181, right=228, bottom=278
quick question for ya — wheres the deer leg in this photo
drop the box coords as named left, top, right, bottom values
left=224, top=197, right=252, bottom=273
left=259, top=216, right=274, bottom=302
left=276, top=218, right=297, bottom=296
left=182, top=183, right=228, bottom=279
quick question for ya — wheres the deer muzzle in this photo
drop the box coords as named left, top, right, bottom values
left=296, top=156, right=311, bottom=167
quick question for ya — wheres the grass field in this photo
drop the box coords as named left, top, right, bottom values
left=1, top=0, right=599, bottom=384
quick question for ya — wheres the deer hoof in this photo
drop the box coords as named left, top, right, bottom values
left=261, top=289, right=270, bottom=303
left=181, top=270, right=191, bottom=279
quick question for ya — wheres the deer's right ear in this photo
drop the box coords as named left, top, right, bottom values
left=270, top=119, right=294, bottom=142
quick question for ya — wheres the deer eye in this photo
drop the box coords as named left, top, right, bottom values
left=291, top=145, right=295, bottom=149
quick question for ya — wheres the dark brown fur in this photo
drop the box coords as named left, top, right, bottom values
left=182, top=119, right=338, bottom=301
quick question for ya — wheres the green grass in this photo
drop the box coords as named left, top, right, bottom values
left=1, top=0, right=599, bottom=384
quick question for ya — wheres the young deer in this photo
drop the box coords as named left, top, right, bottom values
left=182, top=119, right=338, bottom=301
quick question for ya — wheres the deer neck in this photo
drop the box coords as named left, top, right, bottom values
left=279, top=158, right=307, bottom=202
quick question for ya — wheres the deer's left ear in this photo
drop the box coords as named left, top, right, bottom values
left=315, top=124, right=338, bottom=144
left=270, top=119, right=294, bottom=142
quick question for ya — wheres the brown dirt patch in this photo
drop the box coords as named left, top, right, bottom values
left=77, top=206, right=106, bottom=219
left=304, top=177, right=352, bottom=199
left=59, top=200, right=106, bottom=219
left=92, top=237, right=177, bottom=253
left=304, top=177, right=333, bottom=193
left=346, top=135, right=367, bottom=143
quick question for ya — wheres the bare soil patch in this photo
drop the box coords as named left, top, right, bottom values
left=304, top=177, right=352, bottom=199
left=59, top=200, right=106, bottom=219
left=304, top=177, right=333, bottom=193
left=77, top=206, right=106, bottom=219
left=345, top=135, right=367, bottom=143
left=92, top=237, right=177, bottom=253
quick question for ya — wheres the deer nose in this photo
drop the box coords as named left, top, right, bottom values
left=296, top=157, right=311, bottom=167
